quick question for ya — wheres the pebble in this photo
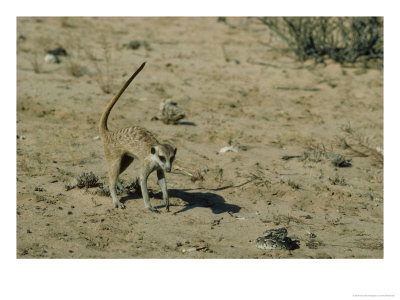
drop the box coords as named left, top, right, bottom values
left=219, top=145, right=239, bottom=153
left=44, top=53, right=60, bottom=64
left=182, top=247, right=197, bottom=253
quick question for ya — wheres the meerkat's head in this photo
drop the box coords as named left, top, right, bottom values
left=151, top=144, right=177, bottom=172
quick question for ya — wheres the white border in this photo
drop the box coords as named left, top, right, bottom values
left=3, top=1, right=399, bottom=299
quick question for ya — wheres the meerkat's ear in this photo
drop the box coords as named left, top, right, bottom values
left=151, top=147, right=156, bottom=155
left=174, top=148, right=177, bottom=155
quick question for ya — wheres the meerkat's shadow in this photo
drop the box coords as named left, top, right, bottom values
left=119, top=193, right=141, bottom=206
left=152, top=189, right=240, bottom=214
left=117, top=184, right=240, bottom=214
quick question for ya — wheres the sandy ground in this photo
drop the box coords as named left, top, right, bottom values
left=16, top=17, right=383, bottom=258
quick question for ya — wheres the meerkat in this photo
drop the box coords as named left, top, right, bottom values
left=99, top=62, right=177, bottom=212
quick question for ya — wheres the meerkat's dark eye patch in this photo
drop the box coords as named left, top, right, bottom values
left=159, top=156, right=166, bottom=163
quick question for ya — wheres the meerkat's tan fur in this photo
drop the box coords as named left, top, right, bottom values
left=99, top=62, right=176, bottom=211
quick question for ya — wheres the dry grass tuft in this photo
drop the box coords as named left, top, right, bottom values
left=85, top=36, right=114, bottom=94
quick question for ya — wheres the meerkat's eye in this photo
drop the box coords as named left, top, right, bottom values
left=159, top=156, right=166, bottom=163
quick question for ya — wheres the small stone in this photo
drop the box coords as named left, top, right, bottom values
left=182, top=247, right=197, bottom=253
left=44, top=53, right=60, bottom=64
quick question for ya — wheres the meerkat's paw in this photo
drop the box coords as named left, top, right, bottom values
left=115, top=202, right=126, bottom=209
left=165, top=206, right=170, bottom=212
left=148, top=207, right=160, bottom=213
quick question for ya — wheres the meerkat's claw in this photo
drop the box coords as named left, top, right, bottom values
left=165, top=206, right=170, bottom=212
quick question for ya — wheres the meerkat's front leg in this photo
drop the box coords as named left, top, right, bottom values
left=157, top=169, right=169, bottom=212
left=140, top=166, right=158, bottom=212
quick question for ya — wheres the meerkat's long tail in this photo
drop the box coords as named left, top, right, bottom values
left=99, top=62, right=146, bottom=136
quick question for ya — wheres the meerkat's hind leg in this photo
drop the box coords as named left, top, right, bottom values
left=110, top=179, right=126, bottom=209
left=157, top=169, right=169, bottom=212
left=116, top=154, right=134, bottom=195
left=108, top=158, right=126, bottom=209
